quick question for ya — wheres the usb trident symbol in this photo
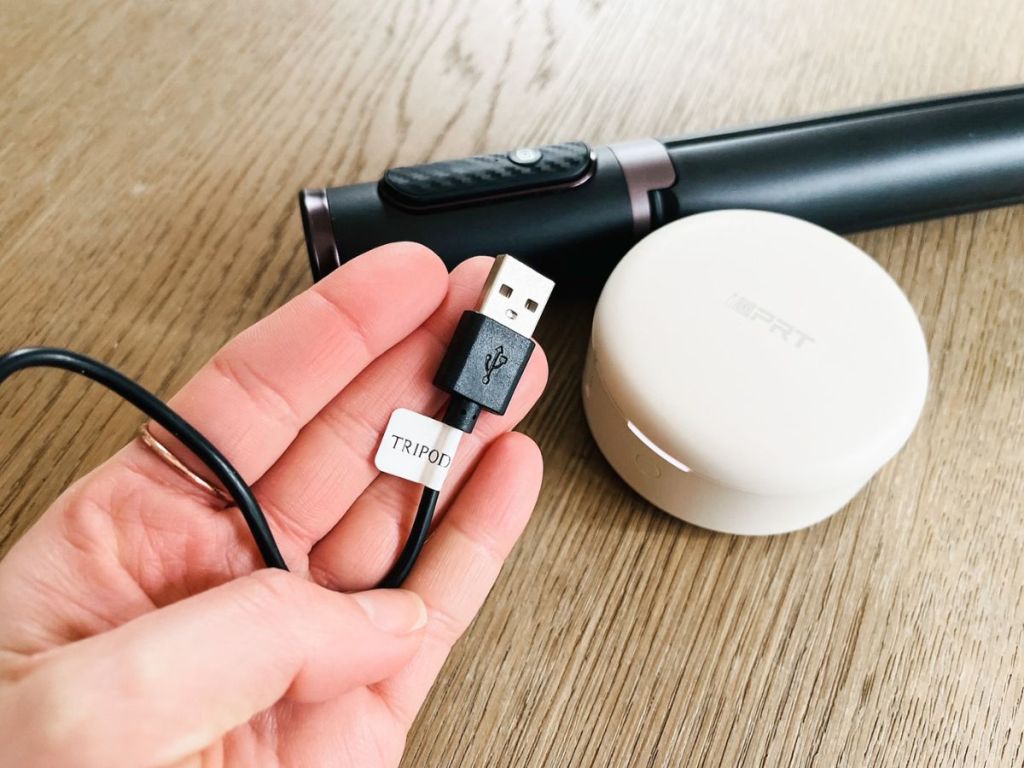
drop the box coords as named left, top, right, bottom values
left=482, top=345, right=508, bottom=385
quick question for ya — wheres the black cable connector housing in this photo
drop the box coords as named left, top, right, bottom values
left=434, top=311, right=536, bottom=426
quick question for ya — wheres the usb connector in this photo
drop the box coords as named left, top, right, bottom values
left=377, top=254, right=553, bottom=586
left=433, top=254, right=554, bottom=432
left=476, top=253, right=555, bottom=338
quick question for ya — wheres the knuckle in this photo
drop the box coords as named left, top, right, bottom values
left=16, top=664, right=92, bottom=762
left=241, top=570, right=327, bottom=626
left=425, top=600, right=470, bottom=650
left=210, top=351, right=303, bottom=432
left=308, top=286, right=373, bottom=357
left=245, top=568, right=304, bottom=608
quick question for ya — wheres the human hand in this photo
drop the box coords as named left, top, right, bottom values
left=0, top=244, right=548, bottom=767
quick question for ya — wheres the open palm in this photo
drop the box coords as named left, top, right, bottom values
left=0, top=245, right=547, bottom=767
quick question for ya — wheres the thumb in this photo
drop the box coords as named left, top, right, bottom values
left=4, top=569, right=426, bottom=768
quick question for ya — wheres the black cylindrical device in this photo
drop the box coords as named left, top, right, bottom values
left=300, top=86, right=1024, bottom=282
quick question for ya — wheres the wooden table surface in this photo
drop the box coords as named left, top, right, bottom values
left=2, top=1, right=1023, bottom=765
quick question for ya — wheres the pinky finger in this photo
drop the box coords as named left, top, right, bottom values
left=373, top=431, right=543, bottom=724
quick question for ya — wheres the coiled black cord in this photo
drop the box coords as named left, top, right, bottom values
left=0, top=348, right=288, bottom=569
left=0, top=347, right=437, bottom=586
left=1, top=346, right=448, bottom=585
left=1, top=260, right=551, bottom=587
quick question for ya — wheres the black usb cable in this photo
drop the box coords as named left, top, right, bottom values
left=0, top=254, right=554, bottom=588
left=381, top=254, right=554, bottom=585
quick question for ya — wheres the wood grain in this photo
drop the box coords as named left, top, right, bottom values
left=2, top=1, right=1023, bottom=765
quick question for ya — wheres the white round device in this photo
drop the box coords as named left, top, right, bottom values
left=583, top=210, right=929, bottom=535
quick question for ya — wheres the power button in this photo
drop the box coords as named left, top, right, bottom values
left=634, top=451, right=662, bottom=479
left=508, top=147, right=543, bottom=165
left=382, top=142, right=592, bottom=208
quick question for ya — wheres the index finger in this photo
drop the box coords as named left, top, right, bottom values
left=149, top=243, right=449, bottom=484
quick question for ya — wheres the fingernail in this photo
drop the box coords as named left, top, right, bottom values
left=353, top=589, right=428, bottom=634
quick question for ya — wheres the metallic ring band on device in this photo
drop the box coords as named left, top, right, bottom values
left=137, top=424, right=233, bottom=504
left=298, top=187, right=340, bottom=282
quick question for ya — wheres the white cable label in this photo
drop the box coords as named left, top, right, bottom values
left=375, top=408, right=463, bottom=491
